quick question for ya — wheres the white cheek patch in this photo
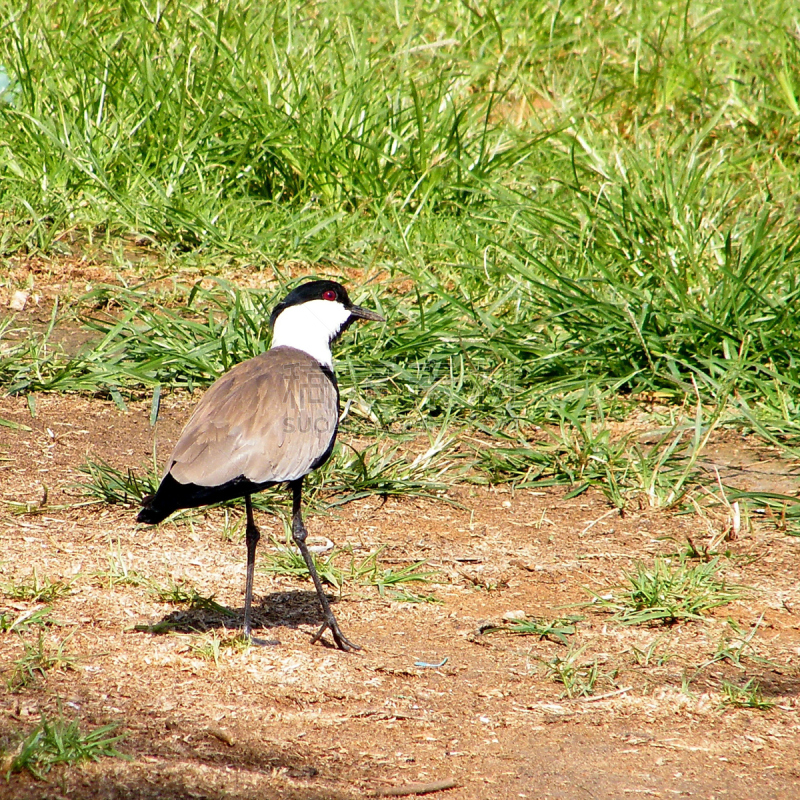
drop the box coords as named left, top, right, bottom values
left=270, top=300, right=351, bottom=368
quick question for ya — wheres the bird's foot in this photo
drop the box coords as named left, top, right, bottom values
left=311, top=617, right=361, bottom=652
left=242, top=623, right=280, bottom=648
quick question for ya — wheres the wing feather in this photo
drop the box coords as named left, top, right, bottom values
left=168, top=347, right=338, bottom=487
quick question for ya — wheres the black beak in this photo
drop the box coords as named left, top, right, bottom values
left=350, top=304, right=384, bottom=323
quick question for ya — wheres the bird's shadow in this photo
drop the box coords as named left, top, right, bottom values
left=135, top=589, right=342, bottom=644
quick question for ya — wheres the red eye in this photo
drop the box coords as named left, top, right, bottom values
left=322, top=290, right=337, bottom=301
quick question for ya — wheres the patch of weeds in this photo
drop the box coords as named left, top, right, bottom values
left=312, top=434, right=457, bottom=507
left=478, top=398, right=638, bottom=503
left=76, top=459, right=159, bottom=506
left=502, top=399, right=709, bottom=512
left=219, top=509, right=244, bottom=543
left=705, top=616, right=776, bottom=670
left=260, top=540, right=345, bottom=590
left=94, top=540, right=150, bottom=588
left=150, top=581, right=235, bottom=617
left=470, top=441, right=550, bottom=486
left=2, top=570, right=71, bottom=604
left=0, top=607, right=54, bottom=634
left=484, top=615, right=582, bottom=645
left=260, top=541, right=437, bottom=595
left=7, top=632, right=77, bottom=690
left=720, top=678, right=775, bottom=710
left=539, top=646, right=616, bottom=699
left=487, top=397, right=723, bottom=513
left=588, top=557, right=746, bottom=625
left=629, top=635, right=674, bottom=667
left=188, top=632, right=250, bottom=666
left=546, top=407, right=636, bottom=510
left=724, top=489, right=800, bottom=537
left=352, top=549, right=437, bottom=596
left=4, top=712, right=127, bottom=779
left=624, top=428, right=696, bottom=510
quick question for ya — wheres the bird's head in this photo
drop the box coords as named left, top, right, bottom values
left=269, top=280, right=384, bottom=367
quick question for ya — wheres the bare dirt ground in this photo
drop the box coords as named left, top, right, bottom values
left=1, top=388, right=800, bottom=800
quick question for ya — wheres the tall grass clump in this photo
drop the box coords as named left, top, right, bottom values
left=2, top=1, right=800, bottom=490
left=0, top=0, right=537, bottom=256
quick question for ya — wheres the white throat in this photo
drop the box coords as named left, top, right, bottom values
left=270, top=299, right=351, bottom=369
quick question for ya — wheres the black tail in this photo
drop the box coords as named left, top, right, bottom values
left=135, top=473, right=183, bottom=524
left=135, top=472, right=274, bottom=524
left=136, top=493, right=174, bottom=524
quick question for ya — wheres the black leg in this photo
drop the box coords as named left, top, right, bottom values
left=243, top=495, right=278, bottom=646
left=290, top=479, right=360, bottom=652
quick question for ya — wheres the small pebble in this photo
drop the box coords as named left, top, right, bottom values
left=10, top=290, right=28, bottom=311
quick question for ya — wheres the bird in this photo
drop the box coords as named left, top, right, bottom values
left=136, top=280, right=384, bottom=651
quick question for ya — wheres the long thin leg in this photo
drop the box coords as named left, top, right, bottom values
left=290, top=479, right=360, bottom=652
left=242, top=495, right=278, bottom=646
left=243, top=495, right=259, bottom=639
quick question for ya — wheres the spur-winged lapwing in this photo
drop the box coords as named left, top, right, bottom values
left=136, top=280, right=383, bottom=651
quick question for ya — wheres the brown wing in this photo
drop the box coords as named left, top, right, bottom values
left=167, top=347, right=338, bottom=487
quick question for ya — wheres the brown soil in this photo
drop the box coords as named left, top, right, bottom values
left=1, top=390, right=799, bottom=800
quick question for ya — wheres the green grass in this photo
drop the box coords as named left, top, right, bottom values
left=150, top=581, right=236, bottom=617
left=628, top=635, right=674, bottom=668
left=77, top=458, right=160, bottom=507
left=1, top=1, right=800, bottom=509
left=188, top=631, right=251, bottom=665
left=93, top=540, right=151, bottom=589
left=471, top=394, right=719, bottom=509
left=589, top=556, right=747, bottom=625
left=2, top=571, right=72, bottom=604
left=539, top=645, right=618, bottom=699
left=705, top=616, right=776, bottom=669
left=260, top=541, right=436, bottom=594
left=483, top=615, right=581, bottom=645
left=0, top=607, right=54, bottom=635
left=4, top=712, right=127, bottom=779
left=259, top=540, right=345, bottom=589
left=720, top=678, right=775, bottom=710
left=7, top=632, right=77, bottom=690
